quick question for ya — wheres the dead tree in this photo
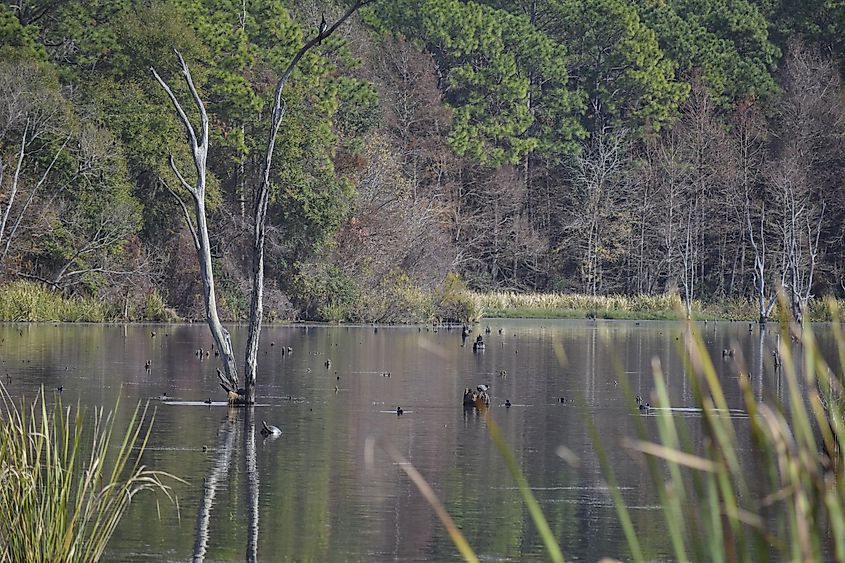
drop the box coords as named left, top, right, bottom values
left=153, top=1, right=372, bottom=403
left=152, top=53, right=240, bottom=392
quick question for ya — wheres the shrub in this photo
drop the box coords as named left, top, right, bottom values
left=435, top=273, right=481, bottom=323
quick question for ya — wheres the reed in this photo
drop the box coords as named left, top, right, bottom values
left=0, top=384, right=178, bottom=562
left=599, top=298, right=845, bottom=561
left=383, top=299, right=845, bottom=561
left=473, top=290, right=845, bottom=321
left=0, top=281, right=108, bottom=322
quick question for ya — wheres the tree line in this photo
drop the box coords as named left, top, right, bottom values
left=1, top=0, right=843, bottom=322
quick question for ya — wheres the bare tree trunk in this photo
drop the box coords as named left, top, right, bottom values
left=0, top=130, right=70, bottom=269
left=242, top=0, right=372, bottom=403
left=152, top=54, right=240, bottom=393
left=155, top=3, right=371, bottom=403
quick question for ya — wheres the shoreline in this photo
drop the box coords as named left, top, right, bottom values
left=1, top=279, right=842, bottom=323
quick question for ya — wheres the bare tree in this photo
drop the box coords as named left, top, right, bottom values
left=152, top=52, right=240, bottom=391
left=729, top=100, right=779, bottom=323
left=768, top=40, right=843, bottom=322
left=0, top=60, right=69, bottom=273
left=569, top=128, right=627, bottom=296
left=153, top=1, right=372, bottom=403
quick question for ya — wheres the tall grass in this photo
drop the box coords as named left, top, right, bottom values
left=602, top=306, right=845, bottom=562
left=0, top=384, right=177, bottom=562
left=383, top=300, right=845, bottom=561
left=473, top=290, right=845, bottom=321
left=0, top=281, right=108, bottom=322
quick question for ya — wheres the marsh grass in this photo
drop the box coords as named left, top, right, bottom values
left=0, top=281, right=108, bottom=322
left=0, top=384, right=178, bottom=562
left=598, top=299, right=845, bottom=561
left=473, top=290, right=845, bottom=322
left=384, top=298, right=845, bottom=561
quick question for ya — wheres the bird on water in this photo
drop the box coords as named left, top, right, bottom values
left=260, top=421, right=281, bottom=437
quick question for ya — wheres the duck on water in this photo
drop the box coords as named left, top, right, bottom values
left=260, top=421, right=281, bottom=437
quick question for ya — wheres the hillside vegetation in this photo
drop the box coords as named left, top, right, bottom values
left=1, top=0, right=843, bottom=322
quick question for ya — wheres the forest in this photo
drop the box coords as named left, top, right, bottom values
left=1, top=0, right=844, bottom=323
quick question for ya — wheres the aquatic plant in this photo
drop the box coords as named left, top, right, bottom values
left=380, top=300, right=845, bottom=561
left=0, top=280, right=108, bottom=322
left=596, top=303, right=845, bottom=561
left=472, top=290, right=845, bottom=322
left=0, top=385, right=178, bottom=562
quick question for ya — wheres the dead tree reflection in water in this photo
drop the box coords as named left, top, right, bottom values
left=245, top=408, right=259, bottom=563
left=192, top=407, right=262, bottom=562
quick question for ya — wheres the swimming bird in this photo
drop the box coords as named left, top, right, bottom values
left=505, top=399, right=511, bottom=408
left=56, top=385, right=63, bottom=393
left=203, top=397, right=212, bottom=405
left=397, top=406, right=404, bottom=416
left=260, top=421, right=281, bottom=437
left=463, top=388, right=478, bottom=407
left=636, top=395, right=650, bottom=411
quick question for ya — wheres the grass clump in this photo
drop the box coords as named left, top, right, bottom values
left=600, top=301, right=845, bottom=561
left=0, top=281, right=107, bottom=322
left=0, top=385, right=177, bottom=562
left=473, top=290, right=845, bottom=321
left=386, top=298, right=845, bottom=561
left=473, top=291, right=686, bottom=320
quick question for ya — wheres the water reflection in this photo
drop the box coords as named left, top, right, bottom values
left=193, top=410, right=237, bottom=561
left=0, top=320, right=837, bottom=561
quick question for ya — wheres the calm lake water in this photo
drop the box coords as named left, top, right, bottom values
left=0, top=320, right=836, bottom=561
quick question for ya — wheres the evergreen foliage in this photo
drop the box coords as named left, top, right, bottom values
left=0, top=0, right=843, bottom=319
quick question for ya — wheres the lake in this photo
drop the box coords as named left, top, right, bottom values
left=0, top=320, right=833, bottom=561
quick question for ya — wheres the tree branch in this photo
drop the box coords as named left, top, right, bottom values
left=0, top=133, right=71, bottom=267
left=151, top=63, right=200, bottom=152
left=161, top=176, right=200, bottom=251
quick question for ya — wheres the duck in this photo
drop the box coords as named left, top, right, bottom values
left=397, top=406, right=404, bottom=416
left=260, top=421, right=281, bottom=437
left=505, top=399, right=511, bottom=408
left=203, top=397, right=212, bottom=405
left=463, top=388, right=478, bottom=407
left=636, top=395, right=650, bottom=411
left=473, top=335, right=486, bottom=352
